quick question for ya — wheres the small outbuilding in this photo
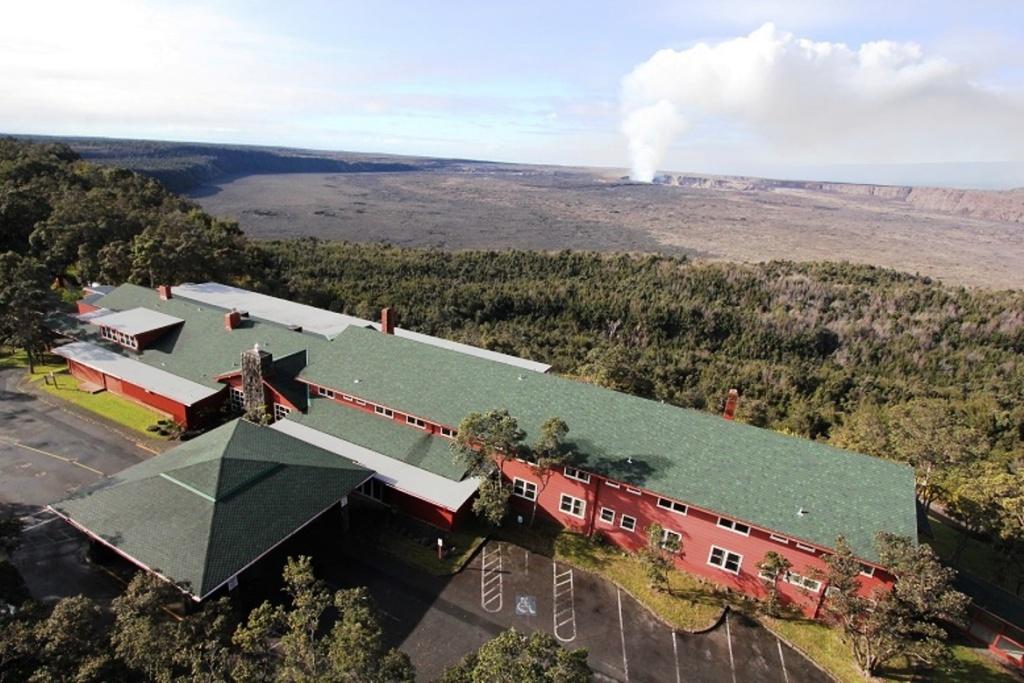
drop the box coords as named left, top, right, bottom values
left=49, top=419, right=373, bottom=600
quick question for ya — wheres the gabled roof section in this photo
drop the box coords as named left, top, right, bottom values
left=90, top=307, right=183, bottom=337
left=52, top=340, right=221, bottom=405
left=299, top=325, right=917, bottom=562
left=50, top=419, right=372, bottom=599
left=172, top=281, right=551, bottom=372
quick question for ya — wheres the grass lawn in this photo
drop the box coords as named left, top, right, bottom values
left=36, top=369, right=167, bottom=436
left=0, top=348, right=65, bottom=378
left=924, top=514, right=1013, bottom=592
left=374, top=518, right=489, bottom=577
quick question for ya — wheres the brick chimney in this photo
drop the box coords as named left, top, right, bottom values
left=224, top=310, right=242, bottom=331
left=723, top=389, right=739, bottom=420
left=157, top=284, right=172, bottom=300
left=381, top=307, right=395, bottom=335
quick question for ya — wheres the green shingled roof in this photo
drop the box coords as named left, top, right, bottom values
left=287, top=396, right=471, bottom=481
left=51, top=419, right=371, bottom=598
left=300, top=325, right=917, bottom=562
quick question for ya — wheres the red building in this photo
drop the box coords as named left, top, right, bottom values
left=51, top=281, right=917, bottom=616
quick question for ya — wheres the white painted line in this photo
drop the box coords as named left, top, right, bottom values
left=480, top=543, right=503, bottom=613
left=552, top=562, right=577, bottom=642
left=22, top=516, right=57, bottom=532
left=617, top=588, right=630, bottom=682
left=672, top=630, right=681, bottom=683
left=725, top=611, right=737, bottom=683
left=777, top=638, right=790, bottom=683
left=525, top=550, right=529, bottom=576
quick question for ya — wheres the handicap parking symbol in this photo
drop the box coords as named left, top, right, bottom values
left=515, top=595, right=537, bottom=616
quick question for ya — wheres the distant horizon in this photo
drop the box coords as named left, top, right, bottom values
left=9, top=130, right=1024, bottom=191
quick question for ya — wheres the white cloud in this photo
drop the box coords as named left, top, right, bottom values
left=621, top=23, right=1024, bottom=181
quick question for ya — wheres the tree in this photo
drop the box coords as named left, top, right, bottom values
left=233, top=555, right=413, bottom=682
left=0, top=514, right=23, bottom=555
left=527, top=417, right=571, bottom=525
left=756, top=551, right=793, bottom=617
left=439, top=628, right=590, bottom=683
left=823, top=534, right=969, bottom=676
left=0, top=252, right=59, bottom=373
left=32, top=595, right=116, bottom=682
left=639, top=523, right=679, bottom=592
left=110, top=573, right=182, bottom=682
left=173, top=597, right=236, bottom=682
left=452, top=410, right=525, bottom=526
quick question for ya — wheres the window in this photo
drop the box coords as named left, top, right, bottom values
left=357, top=477, right=385, bottom=501
left=620, top=515, right=637, bottom=532
left=660, top=529, right=682, bottom=551
left=859, top=564, right=876, bottom=578
left=374, top=405, right=394, bottom=418
left=273, top=403, right=290, bottom=422
left=228, top=387, right=244, bottom=413
left=708, top=546, right=743, bottom=574
left=406, top=415, right=426, bottom=429
left=625, top=487, right=642, bottom=496
left=341, top=394, right=353, bottom=402
left=825, top=585, right=841, bottom=598
left=563, top=466, right=590, bottom=483
left=559, top=494, right=585, bottom=518
left=512, top=478, right=538, bottom=501
left=318, top=386, right=335, bottom=399
left=599, top=507, right=615, bottom=524
left=786, top=572, right=822, bottom=593
left=657, top=498, right=688, bottom=515
left=440, top=427, right=456, bottom=438
left=354, top=398, right=367, bottom=406
left=604, top=481, right=620, bottom=489
left=795, top=542, right=816, bottom=553
left=717, top=518, right=751, bottom=536
left=769, top=534, right=789, bottom=544
left=759, top=568, right=780, bottom=582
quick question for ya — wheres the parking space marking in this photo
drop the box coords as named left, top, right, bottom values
left=617, top=588, right=630, bottom=682
left=480, top=543, right=503, bottom=613
left=726, top=611, right=737, bottom=683
left=0, top=436, right=104, bottom=476
left=551, top=562, right=576, bottom=642
left=777, top=638, right=790, bottom=683
left=672, top=630, right=681, bottom=683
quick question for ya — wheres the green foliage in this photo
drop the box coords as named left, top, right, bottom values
left=823, top=534, right=969, bottom=676
left=439, top=628, right=590, bottom=683
left=232, top=555, right=413, bottom=682
left=453, top=410, right=525, bottom=525
left=756, top=551, right=793, bottom=616
left=639, top=523, right=678, bottom=592
left=472, top=477, right=512, bottom=527
left=0, top=251, right=60, bottom=373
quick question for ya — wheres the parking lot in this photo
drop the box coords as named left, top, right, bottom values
left=333, top=539, right=830, bottom=682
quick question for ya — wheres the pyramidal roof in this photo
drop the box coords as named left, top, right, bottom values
left=50, top=419, right=372, bottom=599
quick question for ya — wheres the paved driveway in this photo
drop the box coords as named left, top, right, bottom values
left=330, top=539, right=831, bottom=683
left=0, top=367, right=155, bottom=512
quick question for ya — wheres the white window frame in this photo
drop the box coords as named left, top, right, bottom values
left=707, top=545, right=743, bottom=575
left=374, top=405, right=394, bottom=418
left=599, top=507, right=615, bottom=524
left=717, top=518, right=751, bottom=536
left=273, top=403, right=290, bottom=422
left=440, top=426, right=456, bottom=438
left=859, top=564, right=876, bottom=578
left=228, top=387, right=244, bottom=413
left=354, top=398, right=367, bottom=406
left=563, top=466, right=591, bottom=484
left=657, top=498, right=688, bottom=515
left=317, top=386, right=335, bottom=399
left=769, top=534, right=789, bottom=544
left=785, top=572, right=822, bottom=593
left=619, top=514, right=637, bottom=532
left=559, top=493, right=586, bottom=518
left=604, top=481, right=620, bottom=489
left=625, top=487, right=642, bottom=496
left=406, top=415, right=426, bottom=429
left=660, top=529, right=682, bottom=551
left=512, top=478, right=538, bottom=501
left=795, top=542, right=816, bottom=553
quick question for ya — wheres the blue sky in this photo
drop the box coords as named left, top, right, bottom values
left=2, top=1, right=1023, bottom=184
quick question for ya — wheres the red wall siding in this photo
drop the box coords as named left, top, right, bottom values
left=388, top=487, right=456, bottom=530
left=76, top=301, right=99, bottom=314
left=115, top=378, right=187, bottom=424
left=67, top=360, right=105, bottom=387
left=502, top=459, right=892, bottom=617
